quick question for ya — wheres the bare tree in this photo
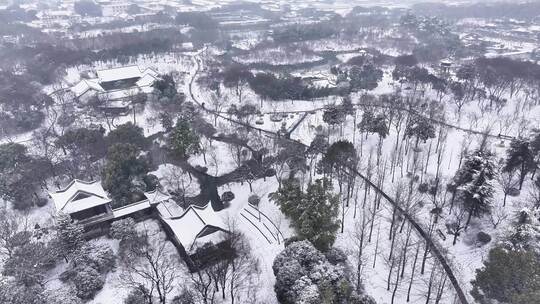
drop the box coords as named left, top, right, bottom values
left=161, top=165, right=197, bottom=208
left=224, top=221, right=261, bottom=304
left=530, top=181, right=540, bottom=208
left=446, top=208, right=467, bottom=245
left=351, top=211, right=371, bottom=292
left=190, top=266, right=217, bottom=304
left=407, top=242, right=421, bottom=302
left=118, top=227, right=182, bottom=304
left=488, top=203, right=509, bottom=229
left=422, top=263, right=443, bottom=304
left=193, top=220, right=261, bottom=304
left=497, top=168, right=519, bottom=207
left=199, top=137, right=212, bottom=166
left=208, top=92, right=224, bottom=125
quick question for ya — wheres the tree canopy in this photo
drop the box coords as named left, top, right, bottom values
left=270, top=179, right=340, bottom=251
left=472, top=246, right=540, bottom=304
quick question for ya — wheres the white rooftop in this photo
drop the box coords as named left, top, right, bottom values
left=136, top=73, right=157, bottom=87
left=144, top=189, right=172, bottom=205
left=97, top=65, right=143, bottom=83
left=71, top=79, right=104, bottom=97
left=163, top=203, right=228, bottom=252
left=49, top=180, right=111, bottom=214
left=113, top=189, right=170, bottom=218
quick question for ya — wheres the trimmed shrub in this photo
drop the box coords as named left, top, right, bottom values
left=72, top=266, right=104, bottom=300
left=124, top=288, right=150, bottom=304
left=477, top=232, right=492, bottom=245
left=248, top=194, right=260, bottom=206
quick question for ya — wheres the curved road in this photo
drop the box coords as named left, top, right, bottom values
left=188, top=55, right=470, bottom=304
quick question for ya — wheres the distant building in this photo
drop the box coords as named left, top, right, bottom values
left=70, top=65, right=158, bottom=111
left=36, top=10, right=81, bottom=27
left=0, top=35, right=19, bottom=44
left=99, top=1, right=131, bottom=17
left=440, top=59, right=453, bottom=75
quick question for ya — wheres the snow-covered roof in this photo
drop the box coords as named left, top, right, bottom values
left=163, top=203, right=228, bottom=252
left=156, top=200, right=184, bottom=218
left=113, top=189, right=170, bottom=218
left=37, top=10, right=73, bottom=19
left=106, top=87, right=140, bottom=100
left=97, top=65, right=143, bottom=83
left=182, top=42, right=194, bottom=50
left=440, top=59, right=453, bottom=65
left=141, top=68, right=158, bottom=77
left=71, top=79, right=104, bottom=97
left=72, top=66, right=159, bottom=98
left=49, top=180, right=111, bottom=214
left=136, top=73, right=157, bottom=87
left=113, top=200, right=151, bottom=218
left=144, top=189, right=171, bottom=205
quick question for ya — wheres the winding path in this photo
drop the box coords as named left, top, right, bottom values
left=187, top=54, right=470, bottom=304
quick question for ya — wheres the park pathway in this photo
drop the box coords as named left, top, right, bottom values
left=187, top=53, right=471, bottom=304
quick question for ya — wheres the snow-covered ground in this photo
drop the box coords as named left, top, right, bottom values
left=3, top=12, right=540, bottom=303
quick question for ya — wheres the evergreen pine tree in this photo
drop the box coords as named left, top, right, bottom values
left=299, top=179, right=340, bottom=251
left=55, top=213, right=85, bottom=263
left=505, top=138, right=535, bottom=190
left=453, top=150, right=496, bottom=227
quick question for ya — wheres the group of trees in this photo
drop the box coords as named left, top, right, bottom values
left=389, top=53, right=540, bottom=118
left=472, top=207, right=540, bottom=304
left=221, top=66, right=336, bottom=101
left=472, top=246, right=540, bottom=304
left=273, top=22, right=338, bottom=43
left=109, top=218, right=187, bottom=304
left=0, top=211, right=115, bottom=303
left=175, top=12, right=218, bottom=30
left=1, top=27, right=184, bottom=90
left=153, top=74, right=183, bottom=107
left=399, top=13, right=464, bottom=61
left=0, top=119, right=161, bottom=211
left=444, top=133, right=539, bottom=245
left=0, top=71, right=51, bottom=134
left=449, top=57, right=540, bottom=114
left=55, top=122, right=156, bottom=208
left=56, top=214, right=115, bottom=300
left=348, top=63, right=384, bottom=92
left=273, top=240, right=375, bottom=304
left=412, top=1, right=540, bottom=21
left=101, top=140, right=155, bottom=207
left=0, top=143, right=51, bottom=210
